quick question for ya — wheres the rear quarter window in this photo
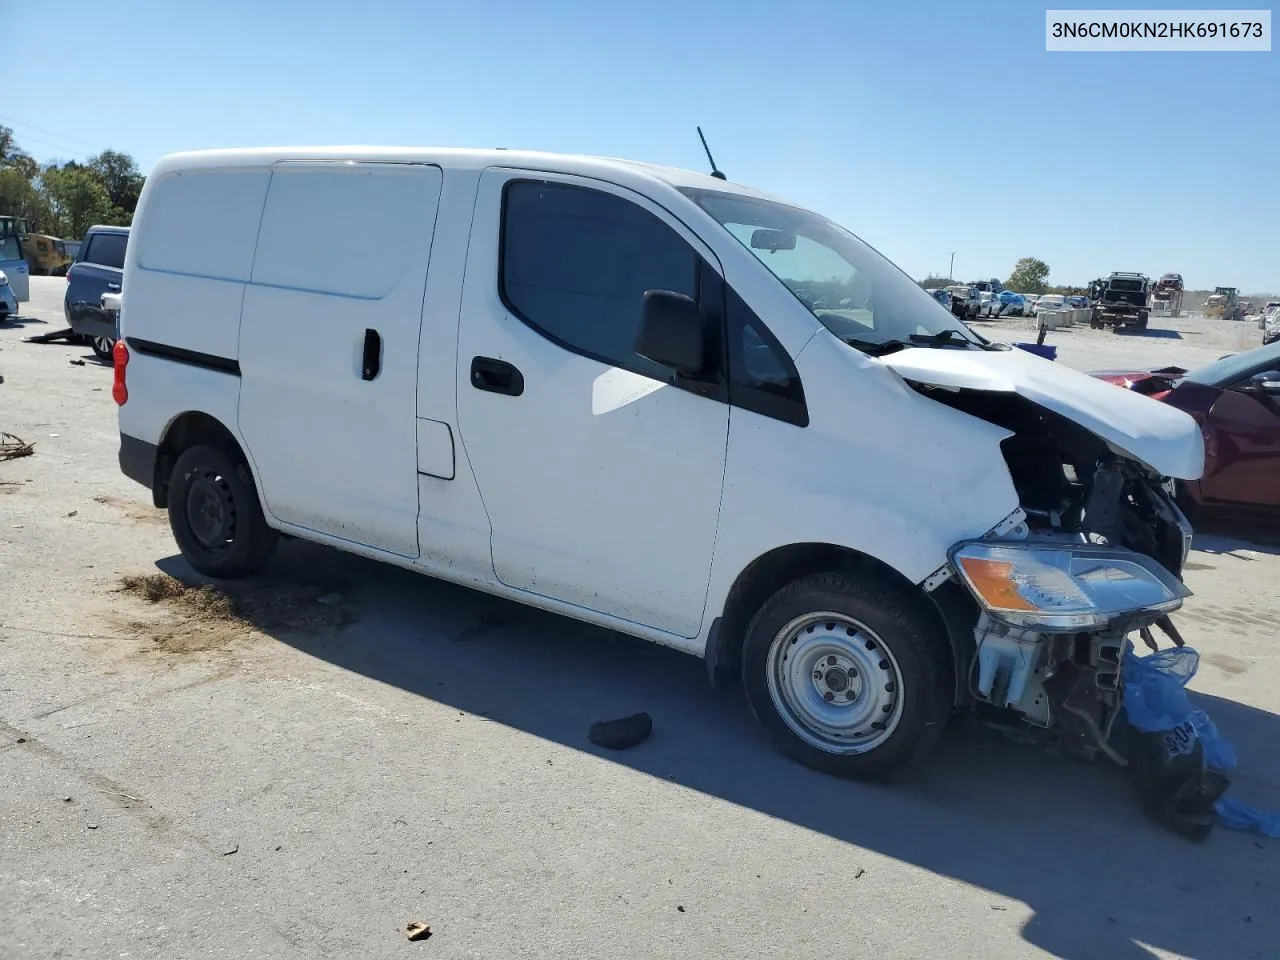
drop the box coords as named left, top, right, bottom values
left=83, top=232, right=128, bottom=269
left=137, top=169, right=272, bottom=281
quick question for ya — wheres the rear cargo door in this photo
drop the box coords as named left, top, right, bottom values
left=238, top=162, right=443, bottom=558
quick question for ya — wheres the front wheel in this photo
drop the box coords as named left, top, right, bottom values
left=167, top=445, right=279, bottom=578
left=741, top=572, right=953, bottom=779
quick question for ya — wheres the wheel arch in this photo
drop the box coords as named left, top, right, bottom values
left=151, top=410, right=248, bottom=509
left=705, top=542, right=974, bottom=705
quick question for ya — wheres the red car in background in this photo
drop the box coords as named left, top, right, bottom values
left=1093, top=340, right=1280, bottom=518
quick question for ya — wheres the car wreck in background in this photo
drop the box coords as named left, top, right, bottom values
left=1091, top=273, right=1151, bottom=331
left=1094, top=340, right=1280, bottom=519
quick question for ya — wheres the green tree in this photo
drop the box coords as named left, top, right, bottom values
left=0, top=128, right=142, bottom=239
left=919, top=274, right=955, bottom=289
left=0, top=125, right=25, bottom=166
left=41, top=165, right=119, bottom=239
left=1005, top=257, right=1051, bottom=295
left=0, top=167, right=52, bottom=228
left=88, top=149, right=145, bottom=213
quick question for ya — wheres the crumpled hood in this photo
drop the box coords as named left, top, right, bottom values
left=881, top=347, right=1205, bottom=480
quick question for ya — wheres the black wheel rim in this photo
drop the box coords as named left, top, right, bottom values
left=185, top=468, right=238, bottom=554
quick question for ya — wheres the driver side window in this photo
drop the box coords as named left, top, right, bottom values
left=500, top=180, right=700, bottom=383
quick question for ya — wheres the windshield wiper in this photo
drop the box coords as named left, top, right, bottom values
left=843, top=329, right=985, bottom=356
left=908, top=330, right=973, bottom=347
left=843, top=337, right=910, bottom=355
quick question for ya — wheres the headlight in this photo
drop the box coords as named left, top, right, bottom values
left=950, top=541, right=1190, bottom=631
left=0, top=270, right=7, bottom=284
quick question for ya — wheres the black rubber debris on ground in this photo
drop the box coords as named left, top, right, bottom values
left=588, top=712, right=653, bottom=750
left=23, top=327, right=81, bottom=345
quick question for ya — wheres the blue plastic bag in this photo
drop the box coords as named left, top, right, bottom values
left=1218, top=796, right=1280, bottom=838
left=1124, top=645, right=1280, bottom=838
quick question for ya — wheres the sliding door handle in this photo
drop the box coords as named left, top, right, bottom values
left=362, top=328, right=382, bottom=381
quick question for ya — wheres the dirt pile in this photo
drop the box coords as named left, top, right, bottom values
left=116, top=573, right=357, bottom=654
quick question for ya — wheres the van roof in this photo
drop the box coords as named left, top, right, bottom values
left=148, top=146, right=783, bottom=203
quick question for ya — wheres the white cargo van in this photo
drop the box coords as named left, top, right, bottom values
left=115, top=147, right=1203, bottom=778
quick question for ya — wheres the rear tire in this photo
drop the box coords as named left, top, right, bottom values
left=741, top=571, right=953, bottom=780
left=167, top=445, right=279, bottom=578
left=90, top=336, right=114, bottom=361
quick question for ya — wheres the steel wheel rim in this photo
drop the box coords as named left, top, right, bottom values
left=185, top=469, right=238, bottom=554
left=765, top=611, right=905, bottom=754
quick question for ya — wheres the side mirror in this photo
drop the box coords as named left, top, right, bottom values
left=635, top=290, right=704, bottom=376
left=750, top=228, right=796, bottom=252
left=1245, top=370, right=1280, bottom=394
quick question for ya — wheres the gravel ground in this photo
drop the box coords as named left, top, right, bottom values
left=970, top=306, right=1269, bottom=372
left=2, top=278, right=1278, bottom=960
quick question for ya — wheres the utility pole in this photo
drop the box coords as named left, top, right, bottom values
left=948, top=252, right=956, bottom=280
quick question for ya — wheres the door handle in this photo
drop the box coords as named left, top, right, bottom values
left=470, top=356, right=524, bottom=396
left=362, top=328, right=382, bottom=381
left=107, top=283, right=121, bottom=291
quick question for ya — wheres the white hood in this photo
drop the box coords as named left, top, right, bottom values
left=880, top=347, right=1205, bottom=480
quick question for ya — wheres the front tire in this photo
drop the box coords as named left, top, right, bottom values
left=167, top=445, right=279, bottom=578
left=741, top=571, right=953, bottom=779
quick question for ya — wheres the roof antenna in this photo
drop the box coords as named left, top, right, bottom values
left=696, top=126, right=727, bottom=180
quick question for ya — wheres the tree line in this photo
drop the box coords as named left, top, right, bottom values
left=919, top=258, right=1095, bottom=295
left=0, top=126, right=143, bottom=242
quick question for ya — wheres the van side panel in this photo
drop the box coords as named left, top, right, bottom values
left=136, top=170, right=269, bottom=284
left=118, top=168, right=271, bottom=465
left=238, top=163, right=443, bottom=559
left=122, top=272, right=245, bottom=363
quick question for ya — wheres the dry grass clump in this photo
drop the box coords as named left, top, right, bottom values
left=116, top=572, right=356, bottom=654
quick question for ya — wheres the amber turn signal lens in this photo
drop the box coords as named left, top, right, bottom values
left=957, top=556, right=1038, bottom=612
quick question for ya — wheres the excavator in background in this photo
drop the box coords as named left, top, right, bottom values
left=1203, top=286, right=1244, bottom=321
left=1150, top=273, right=1184, bottom=317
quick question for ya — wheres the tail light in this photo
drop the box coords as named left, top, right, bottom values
left=65, top=266, right=72, bottom=282
left=112, top=339, right=129, bottom=406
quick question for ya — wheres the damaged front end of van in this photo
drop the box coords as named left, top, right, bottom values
left=883, top=348, right=1206, bottom=791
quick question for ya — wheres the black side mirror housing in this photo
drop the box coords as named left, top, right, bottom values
left=635, top=290, right=704, bottom=376
left=1246, top=370, right=1280, bottom=393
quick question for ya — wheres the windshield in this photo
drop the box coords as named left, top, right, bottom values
left=1184, top=340, right=1280, bottom=386
left=1109, top=279, right=1145, bottom=292
left=681, top=188, right=980, bottom=351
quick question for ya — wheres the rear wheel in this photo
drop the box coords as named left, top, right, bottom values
left=741, top=571, right=953, bottom=779
left=167, top=445, right=279, bottom=578
left=90, top=336, right=114, bottom=361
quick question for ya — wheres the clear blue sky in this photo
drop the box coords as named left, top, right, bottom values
left=6, top=0, right=1278, bottom=290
